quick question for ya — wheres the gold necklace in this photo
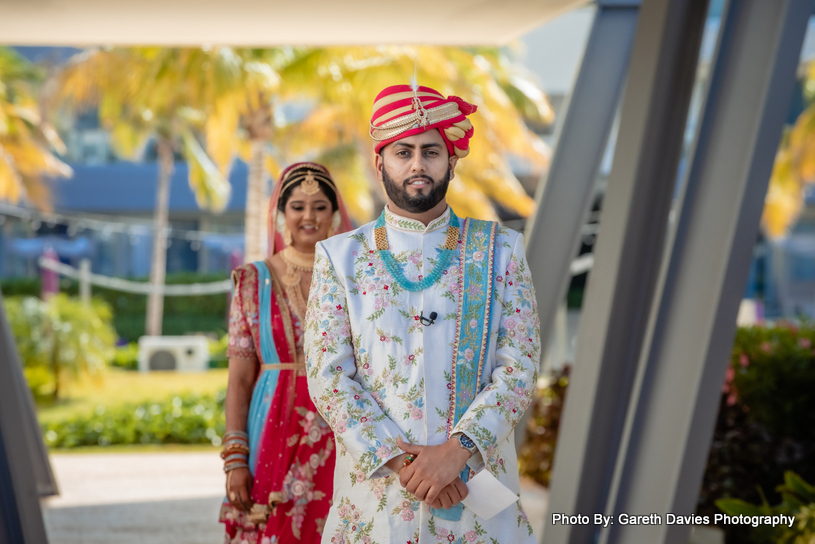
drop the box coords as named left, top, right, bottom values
left=279, top=247, right=314, bottom=322
left=280, top=247, right=315, bottom=272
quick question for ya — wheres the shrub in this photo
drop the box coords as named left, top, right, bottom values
left=1, top=273, right=230, bottom=342
left=111, top=342, right=139, bottom=370
left=42, top=389, right=226, bottom=448
left=518, top=366, right=569, bottom=487
left=0, top=277, right=41, bottom=297
left=4, top=294, right=117, bottom=400
left=699, top=321, right=815, bottom=538
left=717, top=471, right=815, bottom=544
left=518, top=323, right=815, bottom=544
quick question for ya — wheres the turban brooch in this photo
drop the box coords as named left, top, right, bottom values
left=369, top=85, right=477, bottom=159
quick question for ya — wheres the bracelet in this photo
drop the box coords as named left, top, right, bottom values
left=220, top=444, right=250, bottom=459
left=221, top=450, right=249, bottom=460
left=398, top=454, right=416, bottom=474
left=223, top=453, right=249, bottom=464
left=223, top=462, right=250, bottom=473
left=223, top=443, right=248, bottom=453
left=223, top=430, right=249, bottom=441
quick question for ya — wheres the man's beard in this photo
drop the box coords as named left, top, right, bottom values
left=381, top=161, right=451, bottom=214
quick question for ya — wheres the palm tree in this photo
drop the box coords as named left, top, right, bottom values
left=0, top=47, right=71, bottom=210
left=202, top=48, right=286, bottom=263
left=51, top=45, right=552, bottom=335
left=204, top=46, right=553, bottom=260
left=54, top=47, right=232, bottom=336
left=275, top=46, right=553, bottom=221
left=764, top=63, right=815, bottom=238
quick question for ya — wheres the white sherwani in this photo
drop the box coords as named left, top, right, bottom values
left=305, top=206, right=541, bottom=544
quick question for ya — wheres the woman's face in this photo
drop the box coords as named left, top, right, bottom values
left=283, top=184, right=334, bottom=251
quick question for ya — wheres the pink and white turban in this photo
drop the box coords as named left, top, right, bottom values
left=369, top=84, right=478, bottom=159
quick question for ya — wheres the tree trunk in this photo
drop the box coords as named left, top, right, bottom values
left=145, top=139, right=174, bottom=336
left=51, top=326, right=60, bottom=401
left=243, top=138, right=267, bottom=263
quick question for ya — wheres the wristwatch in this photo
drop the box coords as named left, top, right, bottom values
left=451, top=432, right=478, bottom=456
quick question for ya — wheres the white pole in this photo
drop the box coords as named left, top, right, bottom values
left=79, top=259, right=91, bottom=305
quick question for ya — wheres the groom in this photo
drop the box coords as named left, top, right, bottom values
left=305, top=84, right=541, bottom=543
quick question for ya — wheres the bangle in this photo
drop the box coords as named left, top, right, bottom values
left=223, top=462, right=250, bottom=473
left=221, top=445, right=250, bottom=455
left=223, top=453, right=248, bottom=464
left=220, top=444, right=250, bottom=459
left=223, top=430, right=249, bottom=441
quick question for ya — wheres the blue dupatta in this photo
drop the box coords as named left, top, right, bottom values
left=245, top=261, right=285, bottom=472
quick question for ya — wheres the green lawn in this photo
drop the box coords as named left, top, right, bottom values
left=37, top=368, right=229, bottom=425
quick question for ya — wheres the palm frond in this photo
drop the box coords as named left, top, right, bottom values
left=0, top=46, right=69, bottom=209
left=181, top=129, right=231, bottom=212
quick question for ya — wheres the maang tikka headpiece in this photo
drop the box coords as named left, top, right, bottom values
left=300, top=171, right=321, bottom=196
left=279, top=166, right=336, bottom=196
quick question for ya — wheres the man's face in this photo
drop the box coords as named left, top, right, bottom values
left=376, top=130, right=458, bottom=214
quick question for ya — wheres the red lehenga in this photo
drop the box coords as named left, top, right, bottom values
left=219, top=163, right=353, bottom=544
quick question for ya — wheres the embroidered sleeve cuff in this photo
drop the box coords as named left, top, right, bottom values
left=356, top=419, right=409, bottom=480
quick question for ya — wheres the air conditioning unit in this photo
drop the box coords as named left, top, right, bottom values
left=138, top=336, right=210, bottom=372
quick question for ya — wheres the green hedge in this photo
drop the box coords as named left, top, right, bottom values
left=698, top=322, right=815, bottom=543
left=112, top=315, right=227, bottom=342
left=519, top=322, right=815, bottom=544
left=42, top=389, right=226, bottom=448
left=1, top=273, right=230, bottom=342
left=0, top=276, right=40, bottom=297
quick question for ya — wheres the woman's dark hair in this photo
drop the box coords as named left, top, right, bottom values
left=277, top=167, right=338, bottom=212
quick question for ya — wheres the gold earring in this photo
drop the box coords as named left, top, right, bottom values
left=328, top=211, right=340, bottom=237
left=284, top=226, right=293, bottom=246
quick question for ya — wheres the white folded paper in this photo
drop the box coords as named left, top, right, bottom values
left=461, top=470, right=519, bottom=519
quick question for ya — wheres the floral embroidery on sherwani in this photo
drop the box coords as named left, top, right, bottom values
left=305, top=207, right=540, bottom=544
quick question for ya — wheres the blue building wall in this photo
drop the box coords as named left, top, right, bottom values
left=1, top=160, right=252, bottom=279
left=52, top=161, right=251, bottom=213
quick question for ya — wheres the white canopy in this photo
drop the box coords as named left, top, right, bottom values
left=0, top=0, right=587, bottom=46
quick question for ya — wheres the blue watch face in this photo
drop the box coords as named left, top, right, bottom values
left=459, top=434, right=476, bottom=450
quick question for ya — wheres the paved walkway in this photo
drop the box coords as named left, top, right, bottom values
left=42, top=451, right=549, bottom=544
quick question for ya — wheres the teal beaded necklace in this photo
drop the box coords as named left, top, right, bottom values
left=374, top=209, right=460, bottom=292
